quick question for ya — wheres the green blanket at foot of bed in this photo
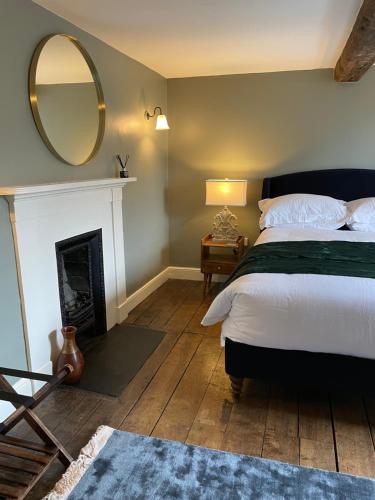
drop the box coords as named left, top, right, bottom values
left=222, top=240, right=375, bottom=290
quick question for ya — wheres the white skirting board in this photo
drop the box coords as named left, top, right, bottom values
left=0, top=360, right=53, bottom=422
left=117, top=266, right=225, bottom=322
left=0, top=377, right=33, bottom=422
left=168, top=267, right=226, bottom=282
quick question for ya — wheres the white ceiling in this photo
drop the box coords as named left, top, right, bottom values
left=33, top=0, right=363, bottom=79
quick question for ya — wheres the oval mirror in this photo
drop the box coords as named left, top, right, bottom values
left=29, top=34, right=105, bottom=166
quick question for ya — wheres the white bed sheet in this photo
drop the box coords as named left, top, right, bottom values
left=202, top=227, right=375, bottom=360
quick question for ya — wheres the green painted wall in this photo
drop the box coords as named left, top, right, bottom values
left=0, top=199, right=26, bottom=371
left=0, top=0, right=168, bottom=371
left=167, top=69, right=375, bottom=267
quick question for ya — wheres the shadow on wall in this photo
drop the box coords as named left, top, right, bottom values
left=49, top=330, right=59, bottom=372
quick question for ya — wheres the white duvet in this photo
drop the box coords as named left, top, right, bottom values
left=202, top=227, right=375, bottom=360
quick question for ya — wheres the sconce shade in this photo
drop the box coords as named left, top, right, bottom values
left=206, top=179, right=247, bottom=207
left=155, top=114, right=170, bottom=130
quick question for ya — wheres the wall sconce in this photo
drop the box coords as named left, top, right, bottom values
left=145, top=106, right=170, bottom=130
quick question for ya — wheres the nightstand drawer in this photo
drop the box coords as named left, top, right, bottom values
left=201, top=261, right=236, bottom=275
left=201, top=235, right=244, bottom=293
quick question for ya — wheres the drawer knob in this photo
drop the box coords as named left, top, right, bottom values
left=217, top=265, right=221, bottom=270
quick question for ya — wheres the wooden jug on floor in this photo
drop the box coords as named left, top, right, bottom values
left=56, top=326, right=84, bottom=384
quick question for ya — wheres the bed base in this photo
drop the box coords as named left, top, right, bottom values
left=225, top=338, right=375, bottom=398
left=225, top=168, right=375, bottom=398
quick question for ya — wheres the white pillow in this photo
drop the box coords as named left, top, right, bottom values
left=258, top=193, right=347, bottom=230
left=347, top=222, right=375, bottom=232
left=347, top=198, right=375, bottom=231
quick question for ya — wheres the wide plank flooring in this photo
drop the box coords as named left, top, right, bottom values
left=8, top=279, right=375, bottom=498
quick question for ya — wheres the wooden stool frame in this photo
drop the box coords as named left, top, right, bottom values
left=0, top=365, right=73, bottom=499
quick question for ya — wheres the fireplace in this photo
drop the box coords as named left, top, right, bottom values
left=0, top=177, right=135, bottom=379
left=56, top=229, right=107, bottom=350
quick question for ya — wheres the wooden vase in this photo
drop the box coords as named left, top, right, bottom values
left=56, top=326, right=84, bottom=384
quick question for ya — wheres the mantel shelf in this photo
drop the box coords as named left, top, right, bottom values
left=0, top=177, right=137, bottom=199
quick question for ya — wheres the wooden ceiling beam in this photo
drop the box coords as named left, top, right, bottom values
left=334, top=0, right=375, bottom=82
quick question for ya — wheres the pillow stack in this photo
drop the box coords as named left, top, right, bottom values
left=258, top=194, right=375, bottom=232
left=347, top=198, right=375, bottom=232
left=258, top=194, right=347, bottom=230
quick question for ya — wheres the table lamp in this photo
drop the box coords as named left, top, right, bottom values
left=205, top=179, right=247, bottom=243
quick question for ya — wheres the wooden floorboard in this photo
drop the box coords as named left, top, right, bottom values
left=186, top=352, right=233, bottom=450
left=152, top=336, right=221, bottom=441
left=120, top=333, right=202, bottom=435
left=149, top=281, right=197, bottom=331
left=332, top=392, right=375, bottom=477
left=123, top=280, right=174, bottom=325
left=164, top=281, right=207, bottom=336
left=20, top=279, right=375, bottom=498
left=185, top=284, right=221, bottom=336
left=363, top=394, right=375, bottom=453
left=299, top=389, right=336, bottom=471
left=222, top=379, right=269, bottom=457
left=134, top=279, right=191, bottom=328
left=261, top=384, right=300, bottom=464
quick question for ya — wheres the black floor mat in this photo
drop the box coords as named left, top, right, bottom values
left=75, top=323, right=165, bottom=397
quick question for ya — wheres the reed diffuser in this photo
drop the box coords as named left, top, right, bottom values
left=116, top=154, right=130, bottom=178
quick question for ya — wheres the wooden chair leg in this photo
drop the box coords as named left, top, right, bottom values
left=208, top=273, right=212, bottom=288
left=229, top=375, right=244, bottom=399
left=203, top=273, right=208, bottom=295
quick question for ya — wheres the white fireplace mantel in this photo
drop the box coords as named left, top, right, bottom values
left=0, top=177, right=136, bottom=379
left=0, top=177, right=136, bottom=199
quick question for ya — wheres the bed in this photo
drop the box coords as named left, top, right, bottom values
left=202, top=168, right=375, bottom=397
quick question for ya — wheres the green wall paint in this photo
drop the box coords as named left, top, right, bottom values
left=0, top=0, right=169, bottom=371
left=0, top=199, right=26, bottom=371
left=167, top=69, right=375, bottom=267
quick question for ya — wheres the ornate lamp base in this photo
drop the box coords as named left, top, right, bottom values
left=211, top=206, right=239, bottom=243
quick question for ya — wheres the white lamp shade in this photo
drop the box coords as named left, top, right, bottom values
left=206, top=179, right=247, bottom=207
left=155, top=114, right=170, bottom=130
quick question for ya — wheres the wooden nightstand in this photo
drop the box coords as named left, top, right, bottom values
left=201, top=234, right=245, bottom=293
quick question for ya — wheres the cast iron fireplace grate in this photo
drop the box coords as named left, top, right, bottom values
left=55, top=229, right=106, bottom=351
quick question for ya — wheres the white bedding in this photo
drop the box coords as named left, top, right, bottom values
left=201, top=227, right=375, bottom=360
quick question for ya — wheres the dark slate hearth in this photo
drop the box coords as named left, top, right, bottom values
left=75, top=323, right=165, bottom=397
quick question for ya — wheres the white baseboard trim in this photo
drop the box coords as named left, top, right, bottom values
left=168, top=266, right=226, bottom=283
left=0, top=376, right=33, bottom=422
left=117, top=266, right=225, bottom=322
left=0, top=360, right=54, bottom=421
left=33, top=361, right=53, bottom=391
left=36, top=360, right=53, bottom=376
left=117, top=267, right=170, bottom=322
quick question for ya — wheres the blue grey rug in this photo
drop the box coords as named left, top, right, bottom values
left=46, top=426, right=375, bottom=499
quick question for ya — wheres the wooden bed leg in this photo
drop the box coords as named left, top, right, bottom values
left=229, top=375, right=244, bottom=399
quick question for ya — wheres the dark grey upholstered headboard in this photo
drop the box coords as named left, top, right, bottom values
left=262, top=168, right=375, bottom=201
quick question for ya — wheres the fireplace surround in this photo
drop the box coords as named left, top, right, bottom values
left=0, top=177, right=136, bottom=381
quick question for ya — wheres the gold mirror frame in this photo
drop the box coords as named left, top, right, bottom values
left=29, top=34, right=106, bottom=166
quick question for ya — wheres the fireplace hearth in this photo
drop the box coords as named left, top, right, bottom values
left=56, top=229, right=107, bottom=350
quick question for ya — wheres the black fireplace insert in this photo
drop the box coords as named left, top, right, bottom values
left=55, top=229, right=107, bottom=349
